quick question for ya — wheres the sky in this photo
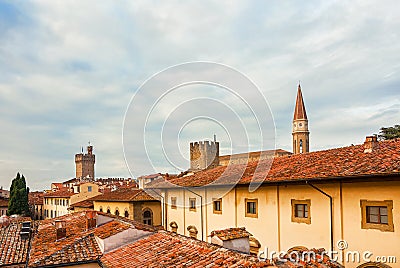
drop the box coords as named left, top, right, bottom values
left=0, top=0, right=399, bottom=191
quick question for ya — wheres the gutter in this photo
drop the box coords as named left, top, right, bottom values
left=306, top=181, right=334, bottom=252
left=185, top=187, right=204, bottom=241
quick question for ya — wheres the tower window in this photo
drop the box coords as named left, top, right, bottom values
left=300, top=139, right=303, bottom=153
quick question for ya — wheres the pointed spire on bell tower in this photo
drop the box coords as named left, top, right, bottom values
left=292, top=83, right=310, bottom=154
left=293, top=83, right=308, bottom=120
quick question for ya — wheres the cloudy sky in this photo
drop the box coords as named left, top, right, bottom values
left=1, top=1, right=399, bottom=190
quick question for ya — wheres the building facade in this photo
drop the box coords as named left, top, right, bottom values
left=90, top=188, right=162, bottom=226
left=29, top=191, right=44, bottom=220
left=150, top=137, right=400, bottom=268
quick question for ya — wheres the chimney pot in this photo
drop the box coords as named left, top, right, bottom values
left=364, top=135, right=379, bottom=153
left=86, top=210, right=97, bottom=230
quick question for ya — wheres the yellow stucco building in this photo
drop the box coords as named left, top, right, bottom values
left=150, top=137, right=400, bottom=268
left=89, top=188, right=162, bottom=226
left=44, top=182, right=101, bottom=219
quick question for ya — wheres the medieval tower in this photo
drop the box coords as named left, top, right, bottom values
left=292, top=84, right=309, bottom=154
left=75, top=144, right=95, bottom=180
left=190, top=136, right=219, bottom=171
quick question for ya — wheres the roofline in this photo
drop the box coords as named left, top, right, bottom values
left=36, top=259, right=101, bottom=268
left=148, top=172, right=400, bottom=189
left=91, top=199, right=158, bottom=202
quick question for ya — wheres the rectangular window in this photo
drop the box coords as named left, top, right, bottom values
left=189, top=198, right=196, bottom=211
left=213, top=199, right=222, bottom=214
left=294, top=204, right=308, bottom=218
left=171, top=197, right=177, bottom=209
left=361, top=200, right=393, bottom=232
left=291, top=199, right=311, bottom=224
left=366, top=206, right=388, bottom=224
left=88, top=186, right=92, bottom=192
left=245, top=198, right=258, bottom=218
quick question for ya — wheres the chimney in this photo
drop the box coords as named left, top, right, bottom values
left=364, top=136, right=379, bottom=153
left=86, top=210, right=97, bottom=230
left=55, top=220, right=66, bottom=240
left=20, top=221, right=31, bottom=240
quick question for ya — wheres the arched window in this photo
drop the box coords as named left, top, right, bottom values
left=106, top=207, right=111, bottom=214
left=124, top=210, right=129, bottom=218
left=99, top=206, right=103, bottom=212
left=143, top=208, right=153, bottom=225
left=115, top=208, right=120, bottom=216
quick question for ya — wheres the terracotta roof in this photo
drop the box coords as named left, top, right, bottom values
left=29, top=211, right=138, bottom=267
left=148, top=139, right=400, bottom=188
left=138, top=173, right=162, bottom=179
left=52, top=182, right=63, bottom=187
left=0, top=221, right=32, bottom=266
left=293, top=84, right=307, bottom=120
left=44, top=190, right=74, bottom=198
left=28, top=192, right=44, bottom=205
left=100, top=231, right=272, bottom=268
left=219, top=149, right=292, bottom=162
left=28, top=210, right=159, bottom=267
left=70, top=199, right=94, bottom=208
left=210, top=227, right=251, bottom=241
left=89, top=188, right=157, bottom=202
left=101, top=231, right=343, bottom=268
left=95, top=211, right=162, bottom=233
left=0, top=198, right=8, bottom=207
left=30, top=234, right=102, bottom=267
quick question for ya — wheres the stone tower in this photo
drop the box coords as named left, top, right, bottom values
left=190, top=137, right=219, bottom=171
left=292, top=84, right=309, bottom=154
left=75, top=145, right=95, bottom=180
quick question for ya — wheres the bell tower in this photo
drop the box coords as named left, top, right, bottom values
left=292, top=84, right=309, bottom=154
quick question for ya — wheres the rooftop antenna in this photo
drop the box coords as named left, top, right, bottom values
left=213, top=134, right=216, bottom=142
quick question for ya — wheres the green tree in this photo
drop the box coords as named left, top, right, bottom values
left=7, top=172, right=30, bottom=216
left=378, top=125, right=400, bottom=140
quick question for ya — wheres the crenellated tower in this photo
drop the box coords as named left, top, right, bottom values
left=292, top=84, right=310, bottom=154
left=75, top=145, right=95, bottom=180
left=190, top=136, right=219, bottom=171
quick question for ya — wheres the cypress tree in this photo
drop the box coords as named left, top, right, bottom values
left=7, top=172, right=30, bottom=216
